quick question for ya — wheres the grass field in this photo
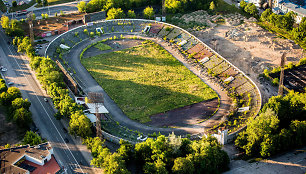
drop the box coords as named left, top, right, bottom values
left=81, top=40, right=218, bottom=123
left=94, top=43, right=112, bottom=51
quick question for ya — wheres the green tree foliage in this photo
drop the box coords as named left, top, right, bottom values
left=36, top=0, right=42, bottom=5
left=77, top=1, right=87, bottom=12
left=209, top=1, right=216, bottom=11
left=143, top=6, right=155, bottom=19
left=1, top=15, right=10, bottom=29
left=69, top=111, right=92, bottom=138
left=88, top=134, right=229, bottom=174
left=172, top=156, right=194, bottom=174
left=23, top=131, right=42, bottom=145
left=0, top=79, right=8, bottom=93
left=11, top=98, right=31, bottom=112
left=106, top=8, right=125, bottom=20
left=43, top=0, right=48, bottom=6
left=260, top=8, right=272, bottom=22
left=244, top=3, right=258, bottom=17
left=13, top=107, right=32, bottom=128
left=235, top=91, right=306, bottom=157
left=1, top=15, right=24, bottom=36
left=239, top=0, right=247, bottom=9
left=127, top=10, right=136, bottom=18
left=12, top=1, right=17, bottom=7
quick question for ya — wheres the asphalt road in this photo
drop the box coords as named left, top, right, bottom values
left=7, top=2, right=78, bottom=20
left=0, top=28, right=90, bottom=173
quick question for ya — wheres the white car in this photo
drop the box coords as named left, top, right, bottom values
left=8, top=82, right=14, bottom=85
left=1, top=68, right=7, bottom=72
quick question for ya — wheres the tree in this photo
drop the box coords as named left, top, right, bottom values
left=32, top=13, right=36, bottom=20
left=36, top=0, right=42, bottom=5
left=12, top=1, right=17, bottom=7
left=1, top=15, right=10, bottom=29
left=209, top=1, right=216, bottom=11
left=143, top=6, right=154, bottom=19
left=239, top=0, right=247, bottom=9
left=41, top=13, right=45, bottom=19
left=13, top=107, right=32, bottom=128
left=7, top=87, right=22, bottom=103
left=260, top=8, right=272, bottom=22
left=23, top=131, right=42, bottom=145
left=127, top=10, right=136, bottom=18
left=68, top=111, right=92, bottom=138
left=245, top=3, right=258, bottom=17
left=11, top=98, right=31, bottom=111
left=235, top=108, right=279, bottom=156
left=172, top=156, right=194, bottom=174
left=103, top=153, right=131, bottom=174
left=43, top=0, right=48, bottom=6
left=106, top=8, right=125, bottom=20
left=77, top=1, right=87, bottom=12
left=0, top=79, right=7, bottom=93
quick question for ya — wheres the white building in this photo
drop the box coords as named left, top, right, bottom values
left=274, top=0, right=306, bottom=23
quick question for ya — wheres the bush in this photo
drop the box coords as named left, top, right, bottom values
left=12, top=1, right=17, bottom=7
left=143, top=6, right=154, bottom=19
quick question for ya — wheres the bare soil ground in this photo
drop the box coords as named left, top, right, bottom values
left=148, top=98, right=219, bottom=127
left=0, top=107, right=23, bottom=147
left=193, top=21, right=305, bottom=102
left=21, top=13, right=84, bottom=35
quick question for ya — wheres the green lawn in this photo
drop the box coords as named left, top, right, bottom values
left=94, top=43, right=112, bottom=51
left=81, top=40, right=218, bottom=123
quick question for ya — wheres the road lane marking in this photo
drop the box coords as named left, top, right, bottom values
left=0, top=34, right=85, bottom=173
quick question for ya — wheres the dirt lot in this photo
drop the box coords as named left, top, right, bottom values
left=22, top=13, right=84, bottom=35
left=148, top=98, right=218, bottom=127
left=185, top=14, right=305, bottom=102
left=0, top=108, right=23, bottom=147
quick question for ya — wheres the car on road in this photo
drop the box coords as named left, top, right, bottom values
left=36, top=45, right=43, bottom=49
left=63, top=127, right=68, bottom=133
left=43, top=98, right=48, bottom=102
left=1, top=68, right=7, bottom=72
left=64, top=138, right=69, bottom=143
left=16, top=10, right=28, bottom=16
left=8, top=82, right=14, bottom=86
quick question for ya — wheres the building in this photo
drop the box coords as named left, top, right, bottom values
left=83, top=11, right=106, bottom=24
left=274, top=0, right=306, bottom=23
left=75, top=97, right=109, bottom=124
left=0, top=143, right=60, bottom=174
left=247, top=0, right=261, bottom=7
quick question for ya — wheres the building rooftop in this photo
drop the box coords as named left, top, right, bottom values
left=279, top=0, right=306, bottom=16
left=0, top=143, right=52, bottom=174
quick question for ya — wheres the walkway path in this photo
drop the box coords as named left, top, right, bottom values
left=65, top=33, right=232, bottom=136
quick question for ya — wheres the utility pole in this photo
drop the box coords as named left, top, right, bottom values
left=88, top=92, right=104, bottom=140
left=27, top=12, right=34, bottom=45
left=278, top=53, right=286, bottom=96
left=162, top=0, right=166, bottom=16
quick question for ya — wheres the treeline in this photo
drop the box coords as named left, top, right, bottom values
left=235, top=91, right=306, bottom=157
left=12, top=36, right=92, bottom=138
left=77, top=0, right=214, bottom=14
left=85, top=133, right=229, bottom=174
left=260, top=9, right=306, bottom=49
left=0, top=15, right=24, bottom=36
left=0, top=77, right=32, bottom=128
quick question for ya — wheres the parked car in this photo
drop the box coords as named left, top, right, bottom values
left=64, top=138, right=69, bottom=143
left=8, top=82, right=14, bottom=86
left=43, top=98, right=48, bottom=102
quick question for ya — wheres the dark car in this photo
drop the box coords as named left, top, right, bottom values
left=64, top=138, right=69, bottom=143
left=63, top=127, right=68, bottom=133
